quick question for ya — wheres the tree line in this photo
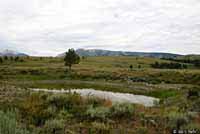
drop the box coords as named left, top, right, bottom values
left=151, top=61, right=187, bottom=69
left=162, top=58, right=200, bottom=68
left=0, top=56, right=24, bottom=63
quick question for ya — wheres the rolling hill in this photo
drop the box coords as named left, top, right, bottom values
left=58, top=48, right=182, bottom=58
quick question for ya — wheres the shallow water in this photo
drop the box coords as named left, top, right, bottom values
left=31, top=88, right=159, bottom=107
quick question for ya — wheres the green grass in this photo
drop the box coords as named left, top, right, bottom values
left=1, top=56, right=200, bottom=84
left=147, top=89, right=179, bottom=99
left=0, top=56, right=199, bottom=99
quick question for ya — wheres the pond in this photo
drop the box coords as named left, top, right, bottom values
left=31, top=88, right=159, bottom=107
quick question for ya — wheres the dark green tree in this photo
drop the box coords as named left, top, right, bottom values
left=64, top=49, right=80, bottom=70
left=129, top=64, right=133, bottom=70
left=10, top=56, right=14, bottom=61
left=0, top=57, right=3, bottom=64
left=4, top=56, right=8, bottom=60
left=82, top=56, right=86, bottom=60
left=14, top=56, right=19, bottom=62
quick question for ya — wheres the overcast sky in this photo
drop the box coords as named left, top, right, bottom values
left=0, top=0, right=200, bottom=56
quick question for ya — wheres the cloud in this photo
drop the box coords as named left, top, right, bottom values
left=0, top=0, right=200, bottom=56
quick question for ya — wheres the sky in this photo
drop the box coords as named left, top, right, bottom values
left=0, top=0, right=200, bottom=56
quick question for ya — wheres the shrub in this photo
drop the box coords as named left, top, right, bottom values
left=86, top=106, right=110, bottom=121
left=167, top=112, right=189, bottom=129
left=90, top=122, right=110, bottom=133
left=28, top=69, right=43, bottom=75
left=86, top=97, right=105, bottom=107
left=187, top=87, right=200, bottom=112
left=14, top=56, right=19, bottom=61
left=19, top=59, right=25, bottom=62
left=86, top=102, right=135, bottom=121
left=0, top=110, right=30, bottom=134
left=91, top=122, right=110, bottom=130
left=129, top=65, right=133, bottom=70
left=183, top=123, right=200, bottom=129
left=130, top=77, right=149, bottom=83
left=47, top=93, right=84, bottom=117
left=4, top=56, right=8, bottom=60
left=135, top=127, right=148, bottom=134
left=0, top=57, right=3, bottom=63
left=42, top=119, right=65, bottom=134
left=110, top=103, right=135, bottom=118
left=151, top=62, right=187, bottom=69
left=19, top=93, right=52, bottom=126
left=20, top=70, right=29, bottom=75
left=190, top=98, right=200, bottom=112
left=57, top=110, right=73, bottom=120
left=10, top=56, right=14, bottom=61
left=0, top=110, right=18, bottom=134
left=47, top=93, right=82, bottom=111
left=187, top=88, right=200, bottom=100
left=47, top=94, right=72, bottom=109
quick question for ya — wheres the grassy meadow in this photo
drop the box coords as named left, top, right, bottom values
left=0, top=56, right=200, bottom=134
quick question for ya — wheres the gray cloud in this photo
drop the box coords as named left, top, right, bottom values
left=0, top=0, right=200, bottom=56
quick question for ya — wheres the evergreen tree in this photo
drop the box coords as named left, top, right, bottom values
left=64, top=49, right=80, bottom=70
left=129, top=65, right=133, bottom=70
left=14, top=56, right=19, bottom=62
left=4, top=56, right=8, bottom=60
left=0, top=57, right=3, bottom=64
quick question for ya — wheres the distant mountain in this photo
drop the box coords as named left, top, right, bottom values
left=0, top=49, right=28, bottom=57
left=58, top=49, right=182, bottom=58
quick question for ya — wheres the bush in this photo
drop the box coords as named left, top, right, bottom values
left=110, top=103, right=135, bottom=118
left=135, top=127, right=148, bottom=134
left=190, top=98, right=200, bottom=112
left=167, top=112, right=189, bottom=129
left=151, top=62, right=187, bottom=69
left=0, top=57, right=3, bottom=63
left=90, top=122, right=110, bottom=133
left=0, top=110, right=30, bottom=134
left=187, top=87, right=200, bottom=112
left=4, top=56, right=8, bottom=60
left=187, top=88, right=200, bottom=100
left=91, top=122, right=110, bottom=130
left=47, top=94, right=72, bottom=109
left=14, top=56, right=19, bottom=61
left=86, top=103, right=135, bottom=121
left=57, top=110, right=73, bottom=120
left=86, top=106, right=110, bottom=121
left=42, top=119, right=65, bottom=134
left=20, top=70, right=29, bottom=74
left=183, top=123, right=200, bottom=129
left=19, top=93, right=53, bottom=126
left=47, top=93, right=83, bottom=114
left=85, top=97, right=105, bottom=107
left=28, top=69, right=43, bottom=75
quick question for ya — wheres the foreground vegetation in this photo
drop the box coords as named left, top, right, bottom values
left=0, top=56, right=200, bottom=133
